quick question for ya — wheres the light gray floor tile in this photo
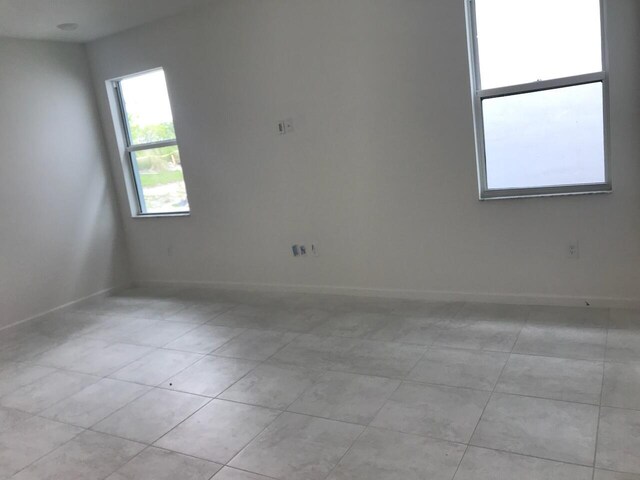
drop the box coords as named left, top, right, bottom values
left=0, top=370, right=99, bottom=414
left=165, top=325, right=245, bottom=354
left=0, top=406, right=31, bottom=433
left=207, top=311, right=267, bottom=329
left=164, top=303, right=234, bottom=324
left=155, top=399, right=279, bottom=464
left=0, top=363, right=55, bottom=397
left=310, top=312, right=394, bottom=339
left=371, top=382, right=490, bottom=443
left=495, top=354, right=603, bottom=404
left=514, top=325, right=606, bottom=360
left=31, top=337, right=110, bottom=370
left=595, top=470, right=640, bottom=480
left=164, top=356, right=258, bottom=397
left=125, top=299, right=189, bottom=319
left=110, top=349, right=203, bottom=386
left=471, top=393, right=599, bottom=465
left=0, top=416, right=82, bottom=479
left=606, top=330, right=640, bottom=361
left=388, top=300, right=462, bottom=318
left=123, top=321, right=199, bottom=347
left=368, top=316, right=444, bottom=345
left=219, top=363, right=323, bottom=409
left=453, top=446, right=593, bottom=480
left=609, top=309, right=640, bottom=330
left=28, top=312, right=101, bottom=338
left=40, top=378, right=150, bottom=428
left=602, top=361, right=640, bottom=409
left=107, top=447, right=222, bottom=480
left=528, top=305, right=609, bottom=328
left=230, top=412, right=364, bottom=480
left=211, top=309, right=328, bottom=333
left=93, top=388, right=209, bottom=443
left=407, top=347, right=508, bottom=390
left=272, top=334, right=426, bottom=378
left=11, top=430, right=145, bottom=480
left=596, top=407, right=640, bottom=474
left=213, top=329, right=298, bottom=361
left=327, top=427, right=466, bottom=480
left=0, top=334, right=58, bottom=363
left=3, top=290, right=639, bottom=480
left=432, top=319, right=523, bottom=352
left=288, top=371, right=400, bottom=424
left=456, top=303, right=529, bottom=322
left=71, top=296, right=144, bottom=317
left=81, top=318, right=158, bottom=342
left=70, top=343, right=154, bottom=376
left=212, top=467, right=273, bottom=480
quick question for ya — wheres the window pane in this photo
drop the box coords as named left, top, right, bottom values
left=120, top=70, right=176, bottom=145
left=475, top=0, right=602, bottom=89
left=132, top=145, right=190, bottom=214
left=483, top=83, right=605, bottom=190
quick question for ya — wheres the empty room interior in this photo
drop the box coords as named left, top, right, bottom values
left=1, top=0, right=640, bottom=478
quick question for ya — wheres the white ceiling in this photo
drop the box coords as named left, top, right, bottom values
left=0, top=0, right=213, bottom=43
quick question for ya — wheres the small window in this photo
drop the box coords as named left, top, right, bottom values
left=466, top=0, right=610, bottom=199
left=114, top=69, right=190, bottom=215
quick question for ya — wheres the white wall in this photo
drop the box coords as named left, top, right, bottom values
left=0, top=38, right=130, bottom=329
left=88, top=0, right=640, bottom=305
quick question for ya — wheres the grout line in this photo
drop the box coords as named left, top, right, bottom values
left=452, top=347, right=514, bottom=478
left=453, top=444, right=599, bottom=471
left=321, top=421, right=368, bottom=480
left=592, top=327, right=609, bottom=479
left=452, top=312, right=529, bottom=479
left=221, top=410, right=286, bottom=470
left=6, top=419, right=88, bottom=478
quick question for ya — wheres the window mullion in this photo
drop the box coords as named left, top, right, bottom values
left=478, top=72, right=606, bottom=100
left=126, top=139, right=178, bottom=153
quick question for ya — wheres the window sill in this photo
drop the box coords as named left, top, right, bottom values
left=480, top=188, right=612, bottom=201
left=132, top=212, right=191, bottom=219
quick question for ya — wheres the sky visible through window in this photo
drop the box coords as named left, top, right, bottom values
left=474, top=0, right=605, bottom=190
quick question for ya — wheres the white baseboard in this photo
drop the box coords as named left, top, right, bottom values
left=135, top=279, right=640, bottom=309
left=0, top=284, right=130, bottom=333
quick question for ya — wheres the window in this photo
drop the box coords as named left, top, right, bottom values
left=466, top=0, right=610, bottom=199
left=114, top=69, right=190, bottom=215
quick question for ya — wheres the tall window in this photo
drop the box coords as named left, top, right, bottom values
left=466, top=0, right=610, bottom=199
left=114, top=69, right=190, bottom=215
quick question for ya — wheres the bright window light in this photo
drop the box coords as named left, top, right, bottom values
left=115, top=69, right=190, bottom=215
left=467, top=0, right=610, bottom=199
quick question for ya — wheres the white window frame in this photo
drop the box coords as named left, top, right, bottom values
left=112, top=69, right=190, bottom=216
left=465, top=0, right=612, bottom=200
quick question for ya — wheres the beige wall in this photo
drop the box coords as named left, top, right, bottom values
left=0, top=38, right=130, bottom=328
left=88, top=0, right=640, bottom=305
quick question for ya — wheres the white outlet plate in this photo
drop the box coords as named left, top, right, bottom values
left=567, top=242, right=579, bottom=259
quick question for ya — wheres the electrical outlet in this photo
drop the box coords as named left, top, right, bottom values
left=300, top=245, right=307, bottom=256
left=277, top=119, right=294, bottom=135
left=292, top=245, right=300, bottom=257
left=567, top=242, right=580, bottom=259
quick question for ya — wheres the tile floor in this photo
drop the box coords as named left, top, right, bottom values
left=0, top=286, right=639, bottom=479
